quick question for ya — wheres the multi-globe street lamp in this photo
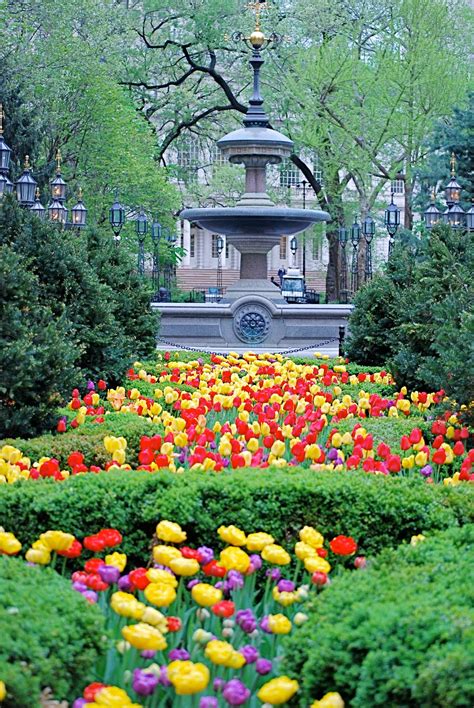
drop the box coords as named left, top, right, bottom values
left=109, top=189, right=125, bottom=245
left=151, top=217, right=162, bottom=300
left=350, top=216, right=361, bottom=295
left=216, top=235, right=224, bottom=293
left=384, top=191, right=401, bottom=255
left=362, top=214, right=375, bottom=282
left=338, top=226, right=349, bottom=304
left=135, top=207, right=148, bottom=277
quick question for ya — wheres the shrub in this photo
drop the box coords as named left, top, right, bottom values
left=346, top=225, right=474, bottom=407
left=0, top=556, right=106, bottom=707
left=0, top=244, right=77, bottom=437
left=283, top=524, right=474, bottom=707
left=0, top=470, right=472, bottom=565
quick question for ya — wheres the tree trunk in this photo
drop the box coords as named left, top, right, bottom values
left=324, top=176, right=345, bottom=302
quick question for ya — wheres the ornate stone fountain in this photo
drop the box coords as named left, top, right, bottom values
left=154, top=12, right=352, bottom=350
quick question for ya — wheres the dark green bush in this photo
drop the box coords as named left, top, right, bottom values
left=0, top=556, right=106, bottom=707
left=346, top=225, right=474, bottom=407
left=0, top=470, right=472, bottom=565
left=0, top=244, right=77, bottom=437
left=283, top=524, right=474, bottom=707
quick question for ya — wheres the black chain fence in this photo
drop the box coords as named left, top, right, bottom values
left=156, top=335, right=343, bottom=359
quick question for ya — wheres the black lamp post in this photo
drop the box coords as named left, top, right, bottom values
left=16, top=155, right=37, bottom=207
left=30, top=188, right=45, bottom=220
left=109, top=188, right=125, bottom=245
left=350, top=216, right=361, bottom=295
left=163, top=228, right=177, bottom=292
left=0, top=104, right=13, bottom=197
left=443, top=203, right=466, bottom=229
left=466, top=201, right=474, bottom=232
left=136, top=207, right=148, bottom=276
left=423, top=190, right=442, bottom=229
left=362, top=214, right=375, bottom=282
left=338, top=226, right=348, bottom=303
left=70, top=188, right=87, bottom=230
left=48, top=150, right=68, bottom=224
left=151, top=217, right=162, bottom=300
left=290, top=235, right=298, bottom=267
left=384, top=191, right=400, bottom=256
left=296, top=179, right=312, bottom=279
left=216, top=235, right=224, bottom=293
left=444, top=153, right=461, bottom=207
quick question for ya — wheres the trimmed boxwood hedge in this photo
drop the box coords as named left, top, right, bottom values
left=0, top=469, right=472, bottom=565
left=0, top=556, right=106, bottom=707
left=283, top=524, right=474, bottom=707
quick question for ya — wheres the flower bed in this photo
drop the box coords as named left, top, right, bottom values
left=1, top=352, right=472, bottom=485
left=0, top=519, right=376, bottom=706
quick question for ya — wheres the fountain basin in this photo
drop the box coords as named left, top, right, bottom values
left=180, top=206, right=331, bottom=238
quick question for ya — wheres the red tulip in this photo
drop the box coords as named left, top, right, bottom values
left=311, top=571, right=328, bottom=586
left=212, top=600, right=235, bottom=618
left=329, top=535, right=358, bottom=556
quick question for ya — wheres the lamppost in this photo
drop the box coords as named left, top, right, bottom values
left=362, top=214, right=375, bottom=282
left=216, top=235, right=224, bottom=293
left=295, top=179, right=311, bottom=279
left=163, top=229, right=177, bottom=292
left=442, top=154, right=465, bottom=229
left=384, top=191, right=400, bottom=256
left=290, top=235, right=298, bottom=267
left=151, top=216, right=162, bottom=300
left=70, top=188, right=87, bottom=230
left=0, top=104, right=13, bottom=197
left=136, top=207, right=148, bottom=276
left=467, top=200, right=474, bottom=232
left=423, top=190, right=442, bottom=230
left=338, top=226, right=348, bottom=303
left=30, top=188, right=46, bottom=220
left=16, top=155, right=37, bottom=207
left=48, top=150, right=68, bottom=224
left=109, top=189, right=125, bottom=246
left=350, top=216, right=361, bottom=296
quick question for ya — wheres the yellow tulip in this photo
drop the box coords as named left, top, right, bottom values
left=270, top=440, right=286, bottom=457
left=220, top=546, right=250, bottom=573
left=39, top=530, right=75, bottom=552
left=0, top=680, right=5, bottom=701
left=191, top=583, right=223, bottom=607
left=294, top=541, right=317, bottom=560
left=218, top=525, right=247, bottom=546
left=311, top=692, right=345, bottom=708
left=169, top=557, right=200, bottom=576
left=122, top=622, right=167, bottom=651
left=105, top=552, right=127, bottom=572
left=146, top=568, right=178, bottom=586
left=152, top=545, right=182, bottom=566
left=156, top=520, right=187, bottom=544
left=25, top=547, right=51, bottom=565
left=246, top=532, right=274, bottom=552
left=261, top=544, right=291, bottom=565
left=110, top=592, right=145, bottom=620
left=167, top=660, right=210, bottom=695
left=94, top=685, right=139, bottom=706
left=268, top=614, right=292, bottom=634
left=257, top=676, right=299, bottom=705
left=144, top=582, right=177, bottom=607
left=0, top=531, right=22, bottom=555
left=304, top=556, right=331, bottom=574
left=299, top=526, right=324, bottom=549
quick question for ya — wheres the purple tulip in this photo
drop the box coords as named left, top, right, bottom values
left=236, top=609, right=256, bottom=633
left=141, top=650, right=156, bottom=659
left=249, top=554, right=262, bottom=571
left=222, top=679, right=250, bottom=706
left=82, top=590, right=98, bottom=603
left=239, top=644, right=259, bottom=664
left=72, top=581, right=88, bottom=593
left=214, top=677, right=226, bottom=692
left=200, top=699, right=219, bottom=708
left=421, top=464, right=433, bottom=477
left=73, top=699, right=87, bottom=708
left=169, top=648, right=190, bottom=661
left=222, top=458, right=230, bottom=467
left=266, top=568, right=282, bottom=581
left=226, top=570, right=244, bottom=590
left=187, top=579, right=199, bottom=589
left=327, top=447, right=338, bottom=461
left=132, top=669, right=159, bottom=696
left=277, top=579, right=295, bottom=592
left=255, top=658, right=273, bottom=675
left=118, top=574, right=133, bottom=592
left=260, top=615, right=271, bottom=633
left=197, top=546, right=214, bottom=565
left=158, top=665, right=171, bottom=687
left=99, top=564, right=121, bottom=584
left=178, top=451, right=187, bottom=463
left=86, top=380, right=95, bottom=391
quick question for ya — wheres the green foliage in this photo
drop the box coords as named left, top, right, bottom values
left=0, top=243, right=77, bottom=437
left=283, top=524, right=474, bottom=707
left=0, top=198, right=159, bottom=437
left=0, top=469, right=472, bottom=566
left=347, top=225, right=474, bottom=408
left=0, top=556, right=106, bottom=707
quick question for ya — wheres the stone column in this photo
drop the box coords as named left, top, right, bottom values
left=182, top=220, right=191, bottom=266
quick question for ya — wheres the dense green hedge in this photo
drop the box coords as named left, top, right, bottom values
left=0, top=556, right=106, bottom=707
left=0, top=470, right=472, bottom=565
left=283, top=524, right=474, bottom=707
